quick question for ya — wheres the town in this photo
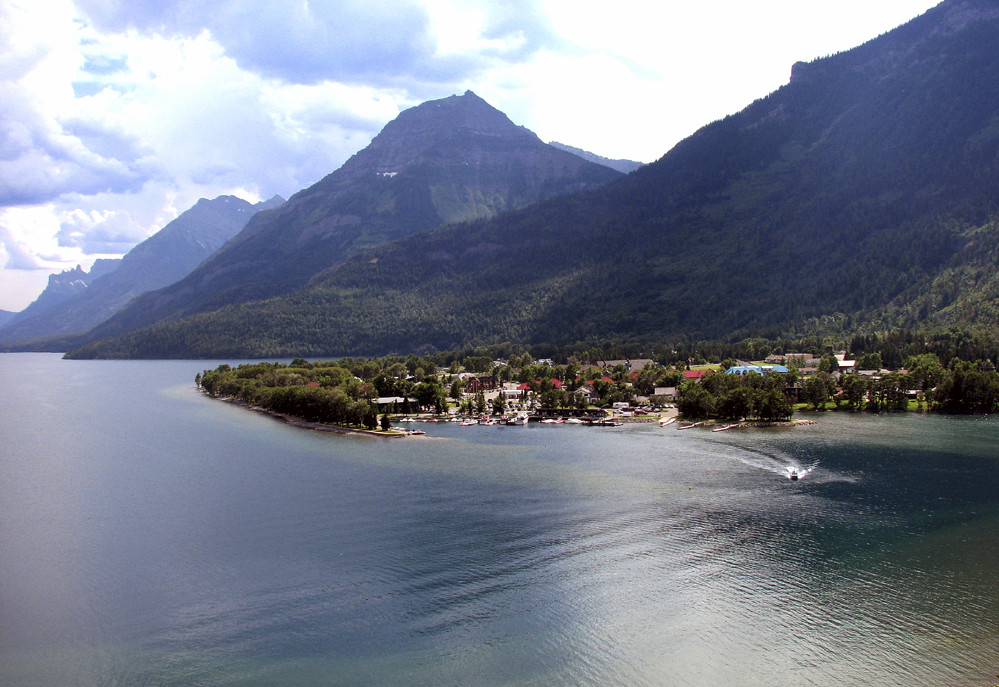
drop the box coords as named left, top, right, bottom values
left=196, top=342, right=999, bottom=435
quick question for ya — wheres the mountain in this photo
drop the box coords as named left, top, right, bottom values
left=548, top=142, right=643, bottom=174
left=68, top=0, right=999, bottom=359
left=77, top=91, right=622, bottom=343
left=2, top=259, right=121, bottom=332
left=0, top=310, right=13, bottom=329
left=0, top=194, right=283, bottom=345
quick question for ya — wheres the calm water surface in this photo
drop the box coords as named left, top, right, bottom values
left=1, top=353, right=998, bottom=686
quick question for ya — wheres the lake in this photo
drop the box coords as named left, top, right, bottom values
left=1, top=353, right=998, bottom=686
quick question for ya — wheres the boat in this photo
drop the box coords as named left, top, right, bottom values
left=659, top=417, right=677, bottom=426
left=565, top=417, right=583, bottom=424
left=788, top=469, right=799, bottom=481
left=712, top=423, right=738, bottom=432
left=507, top=412, right=529, bottom=426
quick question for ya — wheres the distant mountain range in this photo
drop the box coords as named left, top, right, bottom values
left=70, top=91, right=622, bottom=346
left=548, top=142, right=643, bottom=174
left=0, top=194, right=282, bottom=345
left=2, top=259, right=121, bottom=334
left=64, top=0, right=999, bottom=358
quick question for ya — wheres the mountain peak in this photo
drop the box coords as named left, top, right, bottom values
left=340, top=91, right=539, bottom=177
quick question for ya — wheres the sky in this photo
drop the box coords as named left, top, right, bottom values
left=0, top=0, right=941, bottom=312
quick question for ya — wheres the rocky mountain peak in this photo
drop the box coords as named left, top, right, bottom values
left=340, top=91, right=539, bottom=177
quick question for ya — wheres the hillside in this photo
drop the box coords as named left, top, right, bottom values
left=68, top=0, right=999, bottom=359
left=77, top=91, right=621, bottom=344
left=0, top=195, right=282, bottom=346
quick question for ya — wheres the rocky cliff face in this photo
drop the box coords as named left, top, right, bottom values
left=0, top=260, right=121, bottom=335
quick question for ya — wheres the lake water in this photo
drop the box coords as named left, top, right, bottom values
left=2, top=353, right=998, bottom=686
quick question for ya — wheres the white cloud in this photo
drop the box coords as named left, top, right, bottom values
left=57, top=207, right=147, bottom=253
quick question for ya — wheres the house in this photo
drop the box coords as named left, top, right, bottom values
left=464, top=375, right=499, bottom=393
left=515, top=379, right=564, bottom=393
left=500, top=384, right=525, bottom=400
left=725, top=365, right=789, bottom=375
left=654, top=386, right=678, bottom=401
left=837, top=357, right=857, bottom=374
left=683, top=370, right=708, bottom=382
left=574, top=386, right=598, bottom=404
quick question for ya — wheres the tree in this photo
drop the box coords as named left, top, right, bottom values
left=386, top=362, right=408, bottom=378
left=717, top=386, right=755, bottom=420
left=415, top=378, right=445, bottom=411
left=676, top=382, right=715, bottom=419
left=905, top=353, right=945, bottom=392
left=802, top=373, right=833, bottom=410
left=756, top=389, right=792, bottom=422
left=818, top=354, right=839, bottom=374
left=380, top=414, right=392, bottom=431
left=839, top=374, right=868, bottom=410
left=856, top=352, right=883, bottom=371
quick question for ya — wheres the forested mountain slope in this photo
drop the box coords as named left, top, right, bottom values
left=69, top=0, right=999, bottom=359
left=78, top=92, right=621, bottom=344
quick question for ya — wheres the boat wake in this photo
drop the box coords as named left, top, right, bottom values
left=720, top=444, right=819, bottom=481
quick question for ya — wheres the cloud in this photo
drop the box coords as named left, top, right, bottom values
left=0, top=224, right=49, bottom=270
left=57, top=207, right=147, bottom=254
left=0, top=2, right=155, bottom=207
left=72, top=0, right=560, bottom=87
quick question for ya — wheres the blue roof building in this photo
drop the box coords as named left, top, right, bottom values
left=725, top=365, right=789, bottom=376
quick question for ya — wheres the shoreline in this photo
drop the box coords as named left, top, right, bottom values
left=207, top=390, right=817, bottom=436
left=209, top=393, right=421, bottom=438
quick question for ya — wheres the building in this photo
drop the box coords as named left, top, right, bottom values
left=654, top=386, right=678, bottom=401
left=765, top=353, right=820, bottom=366
left=464, top=375, right=500, bottom=393
left=725, top=365, right=789, bottom=375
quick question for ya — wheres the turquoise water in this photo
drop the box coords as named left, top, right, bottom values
left=1, top=353, right=998, bottom=686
